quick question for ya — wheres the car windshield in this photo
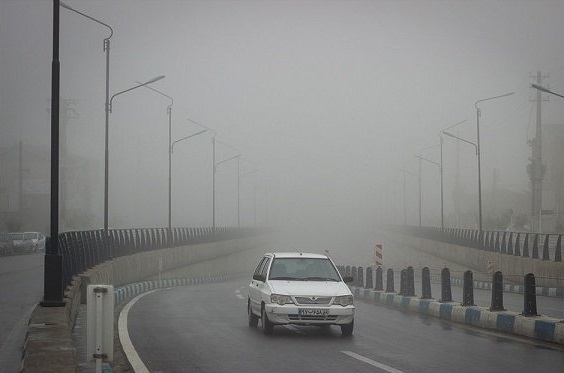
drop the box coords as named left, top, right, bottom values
left=8, top=233, right=24, bottom=240
left=23, top=233, right=37, bottom=240
left=268, top=257, right=341, bottom=281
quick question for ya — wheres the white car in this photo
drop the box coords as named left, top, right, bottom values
left=248, top=252, right=355, bottom=336
left=23, top=232, right=46, bottom=252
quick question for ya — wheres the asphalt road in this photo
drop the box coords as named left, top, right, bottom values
left=124, top=279, right=564, bottom=373
left=0, top=252, right=44, bottom=373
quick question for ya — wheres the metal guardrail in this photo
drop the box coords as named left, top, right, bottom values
left=55, top=227, right=260, bottom=290
left=387, top=225, right=562, bottom=263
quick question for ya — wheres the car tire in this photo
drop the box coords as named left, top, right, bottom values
left=340, top=320, right=354, bottom=336
left=261, top=306, right=274, bottom=335
left=248, top=300, right=258, bottom=328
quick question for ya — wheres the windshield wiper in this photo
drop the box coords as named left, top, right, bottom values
left=303, top=277, right=339, bottom=282
left=269, top=276, right=298, bottom=280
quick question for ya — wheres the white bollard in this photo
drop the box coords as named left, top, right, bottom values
left=87, top=285, right=114, bottom=373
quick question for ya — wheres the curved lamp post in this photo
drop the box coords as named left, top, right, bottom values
left=216, top=150, right=241, bottom=228
left=475, top=92, right=514, bottom=231
left=106, top=75, right=165, bottom=231
left=186, top=118, right=217, bottom=229
left=136, top=83, right=174, bottom=232
left=439, top=120, right=467, bottom=230
left=60, top=1, right=113, bottom=231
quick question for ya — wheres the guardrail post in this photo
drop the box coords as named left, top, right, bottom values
left=501, top=232, right=507, bottom=254
left=375, top=267, right=383, bottom=291
left=399, top=269, right=407, bottom=295
left=351, top=266, right=357, bottom=286
left=345, top=265, right=351, bottom=277
left=357, top=266, right=364, bottom=288
left=532, top=234, right=539, bottom=259
left=542, top=235, right=550, bottom=261
left=490, top=271, right=505, bottom=311
left=365, top=266, right=373, bottom=289
left=462, top=270, right=474, bottom=306
left=523, top=233, right=530, bottom=257
left=514, top=233, right=521, bottom=257
left=421, top=267, right=432, bottom=299
left=386, top=268, right=395, bottom=293
left=406, top=266, right=415, bottom=296
left=555, top=235, right=562, bottom=262
left=507, top=232, right=513, bottom=255
left=523, top=273, right=538, bottom=316
left=440, top=267, right=452, bottom=302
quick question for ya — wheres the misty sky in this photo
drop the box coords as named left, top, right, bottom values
left=1, top=0, right=564, bottom=234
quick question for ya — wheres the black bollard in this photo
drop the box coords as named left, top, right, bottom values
left=375, top=267, right=384, bottom=291
left=357, top=266, right=364, bottom=288
left=523, top=273, right=538, bottom=316
left=490, top=271, right=505, bottom=311
left=365, top=266, right=373, bottom=289
left=440, top=267, right=452, bottom=302
left=386, top=268, right=395, bottom=293
left=421, top=267, right=432, bottom=299
left=406, top=266, right=415, bottom=296
left=462, top=270, right=475, bottom=306
left=399, top=269, right=407, bottom=295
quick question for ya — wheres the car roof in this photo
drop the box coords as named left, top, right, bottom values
left=267, top=252, right=329, bottom=259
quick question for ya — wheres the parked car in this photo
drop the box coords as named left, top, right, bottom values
left=23, top=232, right=46, bottom=252
left=8, top=232, right=29, bottom=252
left=0, top=233, right=15, bottom=255
left=248, top=251, right=355, bottom=336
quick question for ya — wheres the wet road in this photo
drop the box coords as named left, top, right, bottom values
left=123, top=279, right=564, bottom=373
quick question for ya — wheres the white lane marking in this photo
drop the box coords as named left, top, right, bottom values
left=342, top=351, right=406, bottom=373
left=119, top=290, right=160, bottom=373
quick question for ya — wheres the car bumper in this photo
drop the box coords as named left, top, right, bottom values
left=264, top=304, right=354, bottom=325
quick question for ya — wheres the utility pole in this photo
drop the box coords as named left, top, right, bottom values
left=527, top=71, right=549, bottom=231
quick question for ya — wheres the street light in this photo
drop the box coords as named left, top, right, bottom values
left=399, top=168, right=418, bottom=226
left=475, top=91, right=515, bottom=231
left=216, top=152, right=241, bottom=228
left=531, top=84, right=564, bottom=99
left=439, top=120, right=467, bottom=230
left=417, top=144, right=439, bottom=228
left=240, top=169, right=258, bottom=227
left=106, top=75, right=165, bottom=231
left=136, top=82, right=173, bottom=232
left=186, top=118, right=217, bottom=229
left=60, top=1, right=113, bottom=232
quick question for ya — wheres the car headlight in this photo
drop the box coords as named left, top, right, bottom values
left=333, top=295, right=354, bottom=307
left=271, top=294, right=294, bottom=305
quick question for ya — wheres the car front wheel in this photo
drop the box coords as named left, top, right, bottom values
left=248, top=300, right=258, bottom=327
left=340, top=320, right=354, bottom=336
left=261, top=306, right=274, bottom=335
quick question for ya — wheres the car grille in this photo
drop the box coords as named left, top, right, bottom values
left=288, top=314, right=338, bottom=321
left=294, top=296, right=332, bottom=305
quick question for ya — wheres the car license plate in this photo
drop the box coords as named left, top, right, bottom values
left=298, top=308, right=329, bottom=316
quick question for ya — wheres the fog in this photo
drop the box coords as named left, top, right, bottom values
left=1, top=0, right=564, bottom=256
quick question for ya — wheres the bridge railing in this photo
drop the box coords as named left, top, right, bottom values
left=56, top=227, right=260, bottom=290
left=387, top=225, right=562, bottom=263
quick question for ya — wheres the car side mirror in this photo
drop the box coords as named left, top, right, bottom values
left=253, top=274, right=265, bottom=282
left=342, top=276, right=354, bottom=283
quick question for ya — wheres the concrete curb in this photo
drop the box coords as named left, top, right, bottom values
left=113, top=275, right=231, bottom=305
left=352, top=286, right=564, bottom=345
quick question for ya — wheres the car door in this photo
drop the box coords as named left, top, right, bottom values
left=249, top=256, right=271, bottom=315
left=249, top=257, right=267, bottom=313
